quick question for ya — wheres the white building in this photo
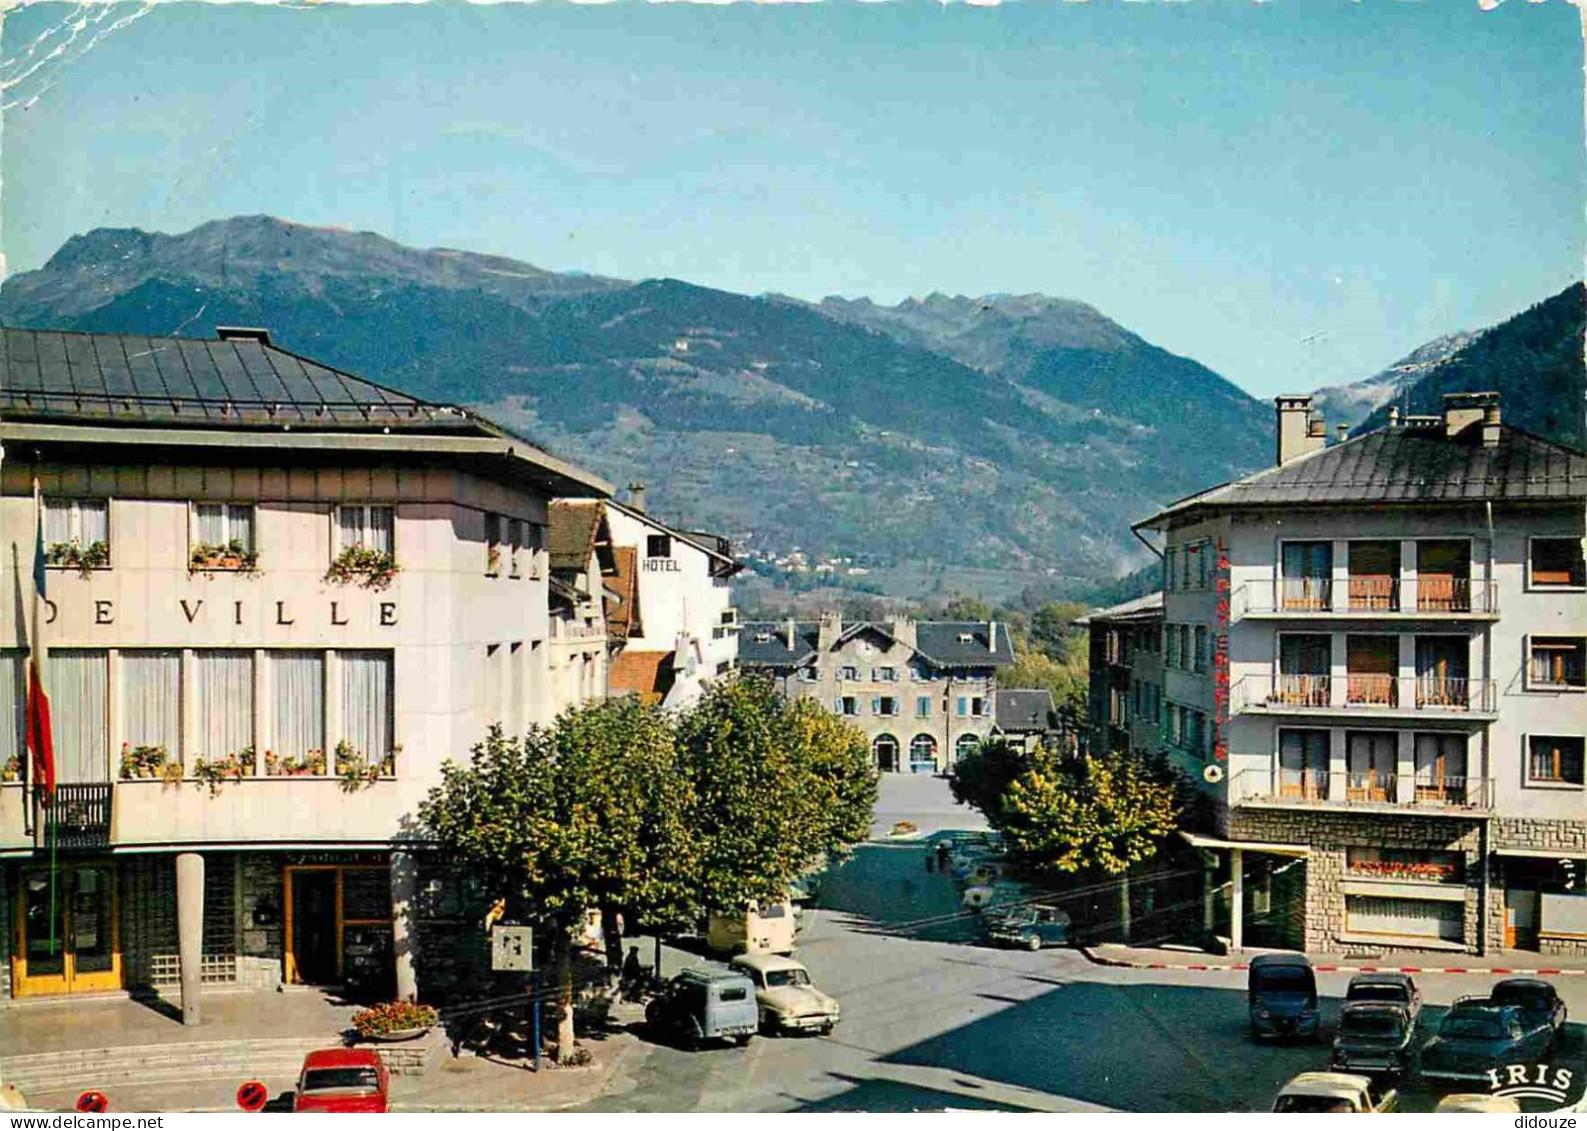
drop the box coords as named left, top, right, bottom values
left=0, top=327, right=610, bottom=1006
left=1131, top=391, right=1587, bottom=956
left=596, top=488, right=741, bottom=709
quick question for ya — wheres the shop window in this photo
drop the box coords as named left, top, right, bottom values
left=1345, top=895, right=1463, bottom=942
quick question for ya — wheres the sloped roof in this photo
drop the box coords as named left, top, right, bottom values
left=609, top=649, right=675, bottom=705
left=994, top=689, right=1056, bottom=732
left=1073, top=591, right=1164, bottom=627
left=548, top=500, right=603, bottom=572
left=604, top=546, right=642, bottom=641
left=737, top=620, right=1014, bottom=670
left=1138, top=423, right=1587, bottom=529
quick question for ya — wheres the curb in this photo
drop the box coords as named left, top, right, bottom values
left=1081, top=947, right=1586, bottom=977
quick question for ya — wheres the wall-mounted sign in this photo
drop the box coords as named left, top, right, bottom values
left=46, top=598, right=398, bottom=628
left=1212, top=537, right=1231, bottom=763
left=642, top=559, right=681, bottom=573
left=491, top=923, right=534, bottom=972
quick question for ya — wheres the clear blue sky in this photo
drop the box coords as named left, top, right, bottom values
left=2, top=0, right=1581, bottom=397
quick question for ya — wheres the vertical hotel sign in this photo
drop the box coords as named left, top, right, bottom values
left=1212, top=537, right=1230, bottom=762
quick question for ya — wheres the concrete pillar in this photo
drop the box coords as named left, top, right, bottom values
left=1327, top=727, right=1347, bottom=801
left=1230, top=848, right=1245, bottom=953
left=1329, top=631, right=1347, bottom=707
left=1398, top=633, right=1417, bottom=711
left=176, top=853, right=205, bottom=1027
left=1330, top=540, right=1349, bottom=612
left=390, top=850, right=418, bottom=1003
left=1401, top=539, right=1419, bottom=612
left=1396, top=730, right=1416, bottom=803
left=1203, top=858, right=1218, bottom=933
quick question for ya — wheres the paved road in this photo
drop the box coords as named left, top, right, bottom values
left=576, top=780, right=1587, bottom=1113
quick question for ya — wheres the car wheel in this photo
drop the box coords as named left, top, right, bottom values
left=759, top=1013, right=776, bottom=1037
left=734, top=1034, right=752, bottom=1048
left=1025, top=935, right=1042, bottom=952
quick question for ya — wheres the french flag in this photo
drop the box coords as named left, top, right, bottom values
left=26, top=490, right=54, bottom=800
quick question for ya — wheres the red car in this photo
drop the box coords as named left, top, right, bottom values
left=292, top=1049, right=390, bottom=1113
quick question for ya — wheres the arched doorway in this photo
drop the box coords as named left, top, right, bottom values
left=873, top=734, right=899, bottom=773
left=909, top=734, right=938, bottom=774
left=955, top=734, right=982, bottom=763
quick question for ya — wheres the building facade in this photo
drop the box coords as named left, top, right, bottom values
left=1078, top=592, right=1166, bottom=759
left=546, top=501, right=614, bottom=715
left=738, top=615, right=1015, bottom=773
left=1126, top=391, right=1587, bottom=956
left=600, top=491, right=741, bottom=710
left=0, top=327, right=611, bottom=1004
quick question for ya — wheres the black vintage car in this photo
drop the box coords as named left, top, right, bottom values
left=1420, top=997, right=1555, bottom=1086
left=1491, top=978, right=1567, bottom=1044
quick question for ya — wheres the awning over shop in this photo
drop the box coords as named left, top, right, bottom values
left=1178, top=830, right=1311, bottom=858
left=1494, top=847, right=1587, bottom=860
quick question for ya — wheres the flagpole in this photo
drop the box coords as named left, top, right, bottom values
left=29, top=473, right=56, bottom=957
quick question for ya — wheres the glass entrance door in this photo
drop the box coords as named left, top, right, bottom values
left=14, top=864, right=121, bottom=996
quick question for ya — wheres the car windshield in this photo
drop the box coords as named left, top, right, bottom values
left=302, top=1068, right=379, bottom=1093
left=1492, top=985, right=1547, bottom=1012
left=1274, top=1095, right=1358, bottom=1113
left=1441, top=1014, right=1503, bottom=1040
left=765, top=968, right=811, bottom=988
left=1348, top=984, right=1408, bottom=1004
left=1340, top=1012, right=1404, bottom=1038
left=1254, top=968, right=1313, bottom=994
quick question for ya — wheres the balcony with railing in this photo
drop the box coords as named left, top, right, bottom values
left=1234, top=675, right=1498, bottom=719
left=1229, top=766, right=1494, bottom=815
left=1232, top=577, right=1498, bottom=621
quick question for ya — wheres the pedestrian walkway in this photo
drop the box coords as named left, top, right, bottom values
left=1083, top=942, right=1587, bottom=976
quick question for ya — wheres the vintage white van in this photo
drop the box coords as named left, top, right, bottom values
left=706, top=898, right=797, bottom=956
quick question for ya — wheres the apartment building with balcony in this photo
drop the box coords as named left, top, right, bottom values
left=0, top=327, right=612, bottom=1006
left=737, top=614, right=1015, bottom=773
left=1077, top=591, right=1166, bottom=759
left=1131, top=391, right=1586, bottom=956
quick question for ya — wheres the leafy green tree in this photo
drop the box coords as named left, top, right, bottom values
left=999, top=752, right=1182, bottom=940
left=678, top=677, right=876, bottom=912
left=947, top=738, right=1035, bottom=820
left=940, top=595, right=993, bottom=621
left=419, top=699, right=694, bottom=1062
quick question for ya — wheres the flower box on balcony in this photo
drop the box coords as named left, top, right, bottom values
left=189, top=540, right=260, bottom=576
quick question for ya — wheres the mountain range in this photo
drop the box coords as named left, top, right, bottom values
left=1, top=216, right=1580, bottom=599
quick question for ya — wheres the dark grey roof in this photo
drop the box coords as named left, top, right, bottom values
left=1074, top=591, right=1164, bottom=627
left=739, top=622, right=819, bottom=668
left=737, top=620, right=1014, bottom=670
left=0, top=326, right=483, bottom=435
left=994, top=689, right=1056, bottom=732
left=1140, top=423, right=1587, bottom=528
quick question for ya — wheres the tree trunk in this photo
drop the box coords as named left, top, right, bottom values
left=601, top=904, right=624, bottom=986
left=1117, top=871, right=1132, bottom=944
left=552, top=928, right=576, bottom=1063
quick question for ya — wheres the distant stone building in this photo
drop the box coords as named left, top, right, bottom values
left=990, top=688, right=1061, bottom=753
left=738, top=615, right=1015, bottom=773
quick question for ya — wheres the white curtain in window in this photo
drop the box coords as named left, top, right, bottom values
left=79, top=500, right=108, bottom=544
left=43, top=499, right=72, bottom=544
left=122, top=651, right=182, bottom=762
left=337, top=505, right=393, bottom=553
left=338, top=505, right=365, bottom=551
left=194, top=504, right=226, bottom=545
left=48, top=649, right=109, bottom=782
left=341, top=651, right=392, bottom=764
left=367, top=506, right=394, bottom=553
left=193, top=651, right=253, bottom=760
left=271, top=652, right=324, bottom=758
left=228, top=505, right=254, bottom=550
left=0, top=651, right=24, bottom=764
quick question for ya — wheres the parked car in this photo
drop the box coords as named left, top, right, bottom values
left=1344, top=972, right=1422, bottom=1028
left=1421, top=997, right=1555, bottom=1085
left=729, top=953, right=840, bottom=1036
left=986, top=905, right=1071, bottom=951
left=1434, top=1094, right=1521, bottom=1113
left=292, top=1049, right=390, bottom=1113
left=644, top=967, right=759, bottom=1048
left=1248, top=953, right=1320, bottom=1042
left=1271, top=1071, right=1399, bottom=1113
left=1331, top=1002, right=1417, bottom=1078
left=706, top=898, right=797, bottom=956
left=1491, top=978, right=1567, bottom=1041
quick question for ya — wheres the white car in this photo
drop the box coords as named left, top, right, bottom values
left=730, top=953, right=841, bottom=1036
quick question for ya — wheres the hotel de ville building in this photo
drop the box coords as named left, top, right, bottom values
left=0, top=326, right=638, bottom=1006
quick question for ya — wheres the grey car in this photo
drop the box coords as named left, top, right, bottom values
left=1331, top=1002, right=1417, bottom=1078
left=645, top=966, right=759, bottom=1048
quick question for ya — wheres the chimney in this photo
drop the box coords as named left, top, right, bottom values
left=627, top=482, right=646, bottom=514
left=818, top=609, right=843, bottom=653
left=987, top=620, right=998, bottom=654
left=889, top=616, right=917, bottom=651
left=1388, top=405, right=1400, bottom=428
left=1443, top=390, right=1500, bottom=439
left=1482, top=401, right=1502, bottom=449
left=784, top=617, right=798, bottom=650
left=1275, top=395, right=1326, bottom=466
left=1335, top=423, right=1349, bottom=444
